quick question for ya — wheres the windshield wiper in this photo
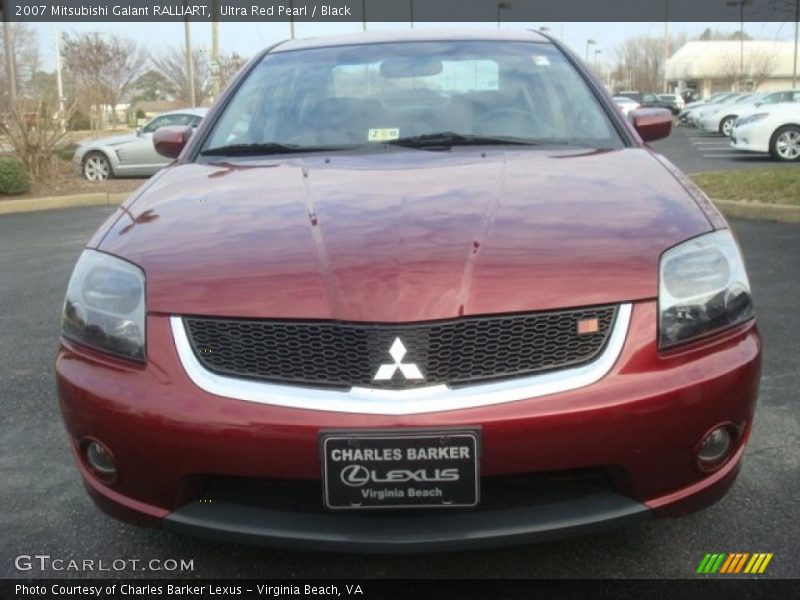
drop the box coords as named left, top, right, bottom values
left=385, top=132, right=543, bottom=149
left=200, top=142, right=351, bottom=156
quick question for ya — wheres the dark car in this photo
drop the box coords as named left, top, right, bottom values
left=617, top=91, right=678, bottom=114
left=57, top=30, right=760, bottom=552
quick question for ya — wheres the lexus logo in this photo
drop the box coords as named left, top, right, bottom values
left=340, top=465, right=371, bottom=487
left=340, top=464, right=460, bottom=487
left=373, top=337, right=424, bottom=381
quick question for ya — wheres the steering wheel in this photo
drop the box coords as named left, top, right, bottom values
left=478, top=108, right=532, bottom=122
left=475, top=108, right=534, bottom=135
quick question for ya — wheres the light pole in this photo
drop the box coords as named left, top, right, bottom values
left=183, top=0, right=196, bottom=107
left=663, top=0, right=670, bottom=93
left=289, top=0, right=295, bottom=39
left=792, top=0, right=799, bottom=89
left=594, top=48, right=603, bottom=68
left=362, top=0, right=367, bottom=32
left=2, top=0, right=18, bottom=105
left=585, top=39, right=596, bottom=63
left=497, top=1, right=512, bottom=29
left=726, top=0, right=752, bottom=90
left=210, top=0, right=220, bottom=100
left=409, top=0, right=414, bottom=29
left=53, top=23, right=65, bottom=131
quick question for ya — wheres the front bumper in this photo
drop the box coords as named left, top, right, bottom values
left=699, top=117, right=721, bottom=132
left=56, top=301, right=761, bottom=551
left=730, top=127, right=770, bottom=154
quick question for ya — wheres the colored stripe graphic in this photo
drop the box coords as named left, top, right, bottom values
left=697, top=554, right=713, bottom=573
left=719, top=554, right=736, bottom=574
left=759, top=554, right=774, bottom=573
left=700, top=553, right=774, bottom=575
left=711, top=553, right=726, bottom=573
left=734, top=553, right=749, bottom=573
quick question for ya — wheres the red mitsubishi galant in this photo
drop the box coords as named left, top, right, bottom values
left=57, top=30, right=761, bottom=551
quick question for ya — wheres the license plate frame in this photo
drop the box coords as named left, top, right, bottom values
left=320, top=428, right=480, bottom=511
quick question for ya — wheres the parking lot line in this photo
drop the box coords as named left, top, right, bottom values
left=700, top=153, right=767, bottom=158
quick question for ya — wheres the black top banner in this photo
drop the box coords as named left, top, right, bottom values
left=3, top=0, right=800, bottom=23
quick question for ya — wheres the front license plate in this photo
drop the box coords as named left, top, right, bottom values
left=321, top=429, right=480, bottom=510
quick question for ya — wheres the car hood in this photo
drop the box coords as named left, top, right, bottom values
left=97, top=148, right=713, bottom=321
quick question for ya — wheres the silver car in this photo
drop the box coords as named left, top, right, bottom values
left=74, top=108, right=209, bottom=180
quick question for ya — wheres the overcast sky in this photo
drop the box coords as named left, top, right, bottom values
left=29, top=20, right=798, bottom=71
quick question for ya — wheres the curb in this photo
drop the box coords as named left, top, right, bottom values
left=712, top=198, right=800, bottom=225
left=0, top=192, right=129, bottom=215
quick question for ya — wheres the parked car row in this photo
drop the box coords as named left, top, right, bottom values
left=614, top=91, right=684, bottom=114
left=679, top=90, right=800, bottom=162
left=73, top=108, right=209, bottom=180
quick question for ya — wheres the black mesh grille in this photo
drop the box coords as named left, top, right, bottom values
left=184, top=305, right=617, bottom=390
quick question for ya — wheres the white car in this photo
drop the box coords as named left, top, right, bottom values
left=612, top=96, right=640, bottom=116
left=657, top=93, right=685, bottom=111
left=730, top=103, right=800, bottom=161
left=699, top=90, right=800, bottom=136
left=735, top=89, right=800, bottom=121
left=691, top=93, right=755, bottom=128
left=679, top=92, right=737, bottom=123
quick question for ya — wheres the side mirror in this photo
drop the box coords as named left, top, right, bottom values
left=629, top=108, right=672, bottom=142
left=153, top=125, right=193, bottom=159
left=136, top=127, right=143, bottom=137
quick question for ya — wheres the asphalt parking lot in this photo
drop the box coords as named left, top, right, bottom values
left=1, top=205, right=798, bottom=580
left=650, top=122, right=798, bottom=174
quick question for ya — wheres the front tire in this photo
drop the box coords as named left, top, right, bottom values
left=720, top=116, right=736, bottom=137
left=769, top=125, right=800, bottom=162
left=82, top=152, right=113, bottom=181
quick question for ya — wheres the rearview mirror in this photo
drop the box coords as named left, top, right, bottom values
left=629, top=108, right=672, bottom=142
left=153, top=125, right=193, bottom=159
left=380, top=57, right=443, bottom=79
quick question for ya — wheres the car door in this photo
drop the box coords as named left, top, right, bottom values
left=117, top=114, right=195, bottom=176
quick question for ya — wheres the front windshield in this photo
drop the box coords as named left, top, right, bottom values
left=202, top=40, right=622, bottom=153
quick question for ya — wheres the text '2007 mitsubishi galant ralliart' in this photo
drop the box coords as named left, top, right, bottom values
left=57, top=30, right=761, bottom=552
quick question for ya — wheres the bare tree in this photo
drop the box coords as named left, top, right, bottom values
left=103, top=36, right=148, bottom=125
left=612, top=36, right=665, bottom=92
left=746, top=49, right=777, bottom=90
left=0, top=23, right=41, bottom=108
left=716, top=51, right=743, bottom=91
left=61, top=32, right=147, bottom=128
left=60, top=33, right=110, bottom=130
left=151, top=47, right=211, bottom=105
left=0, top=98, right=77, bottom=180
left=218, top=51, right=248, bottom=91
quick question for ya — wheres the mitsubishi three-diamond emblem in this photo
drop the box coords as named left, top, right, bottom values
left=373, top=337, right=424, bottom=381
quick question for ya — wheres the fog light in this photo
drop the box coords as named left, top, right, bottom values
left=85, top=440, right=117, bottom=480
left=697, top=427, right=732, bottom=471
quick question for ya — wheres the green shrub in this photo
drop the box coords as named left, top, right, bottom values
left=56, top=143, right=78, bottom=162
left=68, top=111, right=91, bottom=131
left=0, top=157, right=32, bottom=195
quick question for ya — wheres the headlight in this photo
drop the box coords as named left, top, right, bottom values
left=736, top=112, right=768, bottom=127
left=61, top=250, right=146, bottom=361
left=659, top=230, right=754, bottom=348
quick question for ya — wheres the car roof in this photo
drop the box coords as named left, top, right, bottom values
left=156, top=107, right=209, bottom=117
left=271, top=28, right=550, bottom=53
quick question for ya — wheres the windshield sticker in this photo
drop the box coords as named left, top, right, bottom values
left=368, top=128, right=401, bottom=142
left=532, top=55, right=551, bottom=66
